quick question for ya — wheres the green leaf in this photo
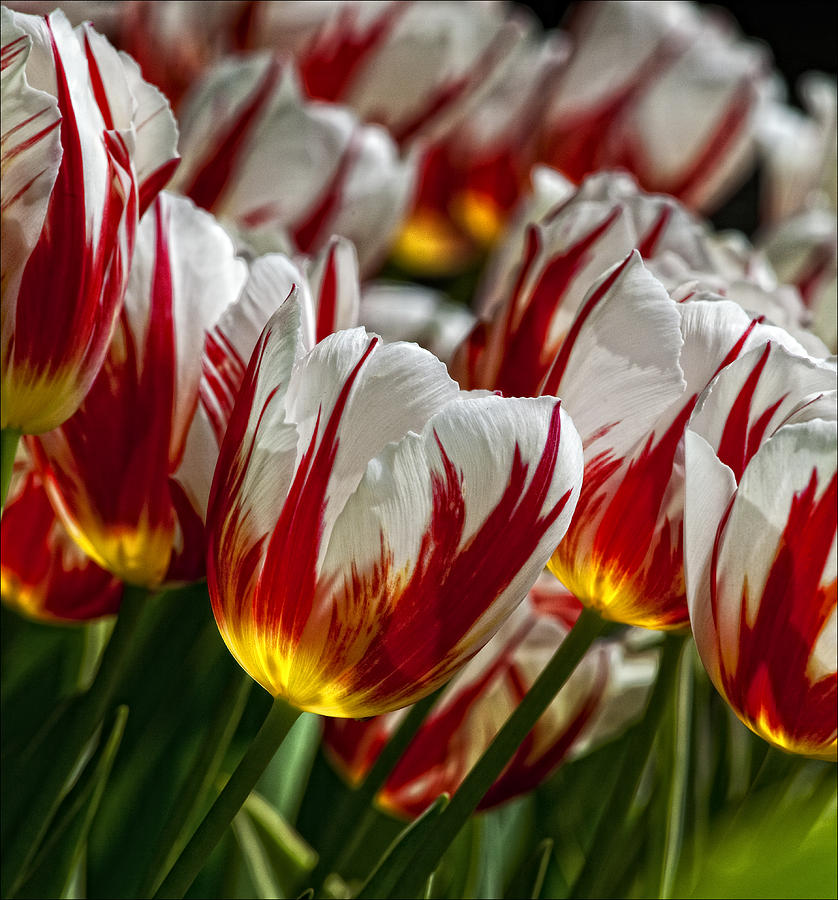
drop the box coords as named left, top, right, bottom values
left=648, top=639, right=693, bottom=899
left=359, top=794, right=450, bottom=900
left=568, top=632, right=688, bottom=899
left=232, top=807, right=284, bottom=899
left=243, top=790, right=317, bottom=891
left=1, top=585, right=152, bottom=897
left=504, top=839, right=553, bottom=900
left=14, top=705, right=129, bottom=899
left=138, top=668, right=253, bottom=897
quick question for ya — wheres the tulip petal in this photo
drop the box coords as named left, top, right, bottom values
left=308, top=237, right=361, bottom=342
left=699, top=420, right=837, bottom=759
left=302, top=394, right=582, bottom=716
left=541, top=251, right=686, bottom=459
left=0, top=8, right=62, bottom=317
left=689, top=344, right=837, bottom=481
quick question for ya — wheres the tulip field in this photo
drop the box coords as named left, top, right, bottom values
left=1, top=2, right=835, bottom=899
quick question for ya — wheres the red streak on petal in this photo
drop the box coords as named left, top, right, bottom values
left=494, top=209, right=623, bottom=397
left=343, top=402, right=572, bottom=705
left=11, top=20, right=135, bottom=414
left=0, top=108, right=61, bottom=166
left=480, top=652, right=607, bottom=809
left=793, top=242, right=835, bottom=308
left=138, top=157, right=180, bottom=218
left=181, top=56, right=283, bottom=213
left=381, top=619, right=537, bottom=817
left=1, top=467, right=122, bottom=621
left=207, top=322, right=279, bottom=619
left=255, top=337, right=379, bottom=643
left=660, top=80, right=754, bottom=207
left=715, top=344, right=786, bottom=481
left=388, top=28, right=511, bottom=146
left=544, top=27, right=683, bottom=183
left=299, top=2, right=409, bottom=103
left=1, top=35, right=29, bottom=71
left=33, top=199, right=188, bottom=580
left=291, top=130, right=361, bottom=252
left=200, top=326, right=248, bottom=447
left=316, top=242, right=339, bottom=342
left=540, top=250, right=632, bottom=397
left=635, top=204, right=673, bottom=258
left=82, top=29, right=113, bottom=130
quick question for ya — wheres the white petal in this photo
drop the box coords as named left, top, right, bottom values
left=360, top=282, right=475, bottom=366
left=683, top=428, right=737, bottom=684
left=689, top=343, right=837, bottom=480
left=0, top=7, right=62, bottom=325
left=544, top=252, right=686, bottom=461
left=284, top=329, right=461, bottom=556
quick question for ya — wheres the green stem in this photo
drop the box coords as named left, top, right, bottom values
left=313, top=685, right=445, bottom=889
left=1, top=585, right=149, bottom=897
left=390, top=607, right=608, bottom=899
left=569, top=631, right=688, bottom=899
left=140, top=671, right=253, bottom=896
left=1, top=427, right=21, bottom=512
left=153, top=696, right=301, bottom=899
left=658, top=640, right=694, bottom=900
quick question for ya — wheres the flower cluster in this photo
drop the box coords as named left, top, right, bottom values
left=1, top=3, right=835, bottom=897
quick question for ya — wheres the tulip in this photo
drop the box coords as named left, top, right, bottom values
left=170, top=58, right=415, bottom=275
left=756, top=76, right=837, bottom=353
left=28, top=192, right=247, bottom=587
left=1, top=448, right=120, bottom=622
left=447, top=170, right=827, bottom=629
left=543, top=256, right=815, bottom=629
left=542, top=0, right=769, bottom=212
left=451, top=171, right=714, bottom=396
left=685, top=344, right=837, bottom=759
left=1, top=7, right=178, bottom=435
left=206, top=294, right=584, bottom=717
left=324, top=574, right=657, bottom=817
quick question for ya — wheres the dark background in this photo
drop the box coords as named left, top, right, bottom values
left=521, top=1, right=838, bottom=234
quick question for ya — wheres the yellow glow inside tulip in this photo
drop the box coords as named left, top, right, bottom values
left=452, top=191, right=504, bottom=247
left=392, top=210, right=475, bottom=277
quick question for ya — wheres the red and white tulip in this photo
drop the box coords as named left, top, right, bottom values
left=542, top=0, right=770, bottom=213
left=542, top=253, right=812, bottom=629
left=170, top=58, right=415, bottom=275
left=206, top=295, right=584, bottom=717
left=451, top=171, right=714, bottom=396
left=1, top=7, right=178, bottom=434
left=28, top=193, right=247, bottom=587
left=685, top=345, right=836, bottom=758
